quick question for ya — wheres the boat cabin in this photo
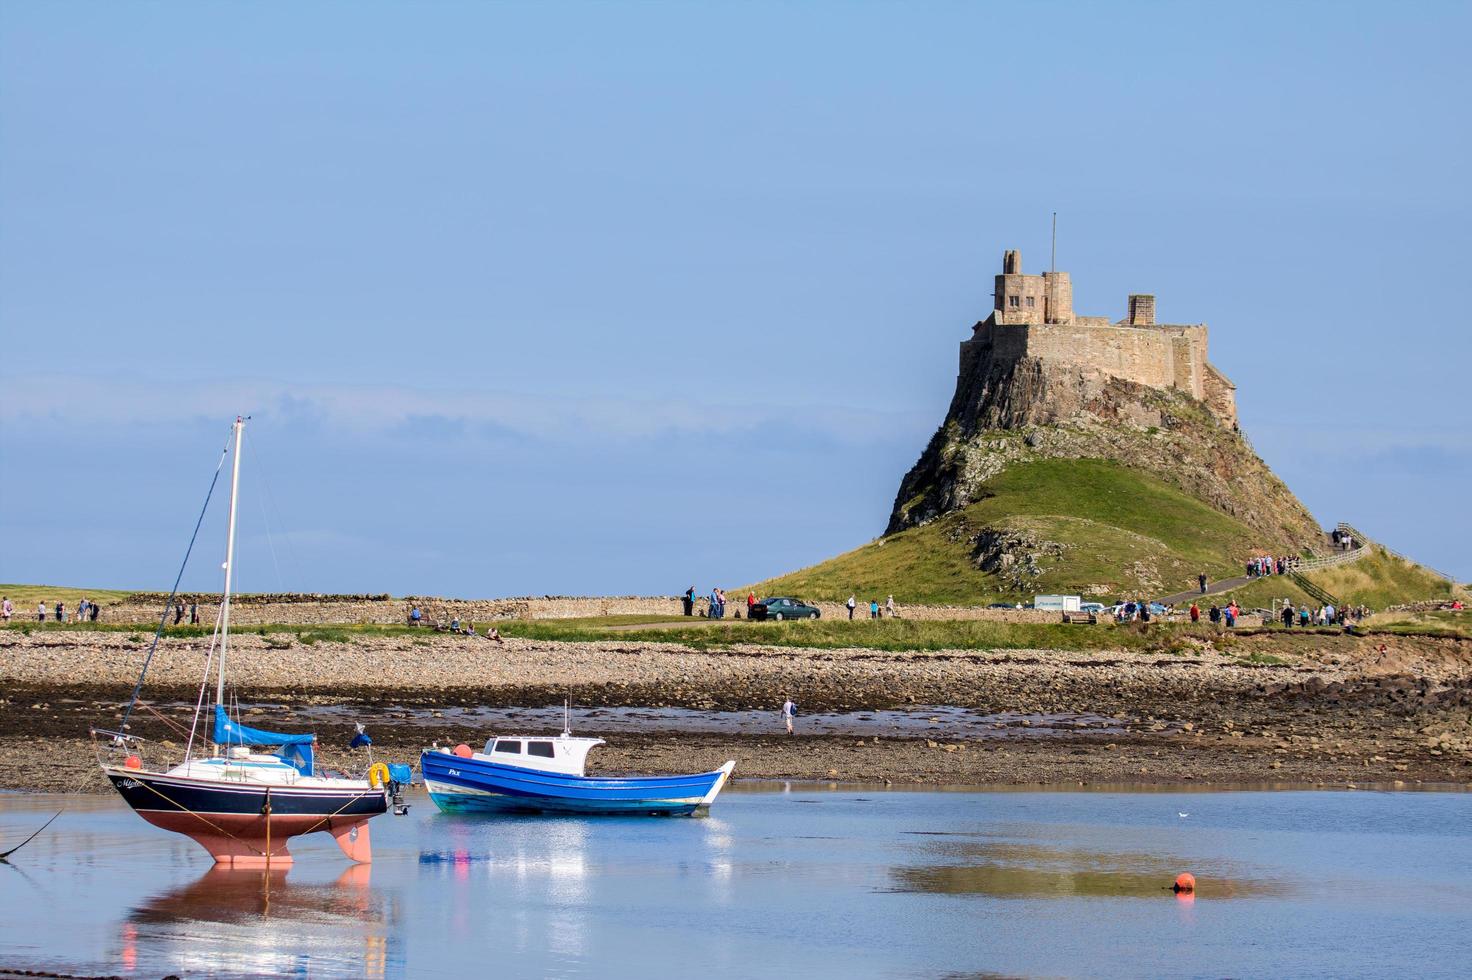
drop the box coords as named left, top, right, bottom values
left=458, top=735, right=605, bottom=777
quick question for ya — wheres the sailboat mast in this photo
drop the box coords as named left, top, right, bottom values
left=216, top=416, right=245, bottom=708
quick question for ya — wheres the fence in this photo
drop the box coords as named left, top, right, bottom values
left=1337, top=523, right=1461, bottom=585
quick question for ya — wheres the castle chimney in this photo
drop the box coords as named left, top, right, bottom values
left=1003, top=249, right=1021, bottom=275
left=1127, top=294, right=1155, bottom=326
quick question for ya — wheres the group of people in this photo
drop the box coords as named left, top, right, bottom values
left=1188, top=600, right=1243, bottom=627
left=846, top=595, right=896, bottom=620
left=681, top=586, right=735, bottom=617
left=1330, top=529, right=1357, bottom=551
left=1245, top=555, right=1297, bottom=578
left=1114, top=600, right=1160, bottom=623
left=20, top=598, right=102, bottom=623
left=408, top=606, right=503, bottom=642
left=171, top=601, right=200, bottom=625
left=1278, top=602, right=1365, bottom=628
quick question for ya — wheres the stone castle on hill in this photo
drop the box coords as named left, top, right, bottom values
left=886, top=246, right=1324, bottom=548
left=969, top=249, right=1238, bottom=426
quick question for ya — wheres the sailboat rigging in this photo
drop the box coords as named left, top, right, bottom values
left=95, top=417, right=391, bottom=868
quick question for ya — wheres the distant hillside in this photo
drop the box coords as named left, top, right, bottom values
left=753, top=458, right=1267, bottom=604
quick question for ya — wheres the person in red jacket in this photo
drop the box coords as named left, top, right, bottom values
left=1189, top=602, right=1200, bottom=623
left=747, top=591, right=756, bottom=615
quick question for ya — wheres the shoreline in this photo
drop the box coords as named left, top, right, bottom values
left=1, top=627, right=1469, bottom=793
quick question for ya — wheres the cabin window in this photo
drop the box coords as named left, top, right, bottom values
left=527, top=741, right=556, bottom=758
left=494, top=739, right=522, bottom=754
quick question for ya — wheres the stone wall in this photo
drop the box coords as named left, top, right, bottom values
left=89, top=593, right=1064, bottom=626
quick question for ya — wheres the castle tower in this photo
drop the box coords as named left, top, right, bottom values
left=1127, top=294, right=1155, bottom=326
left=993, top=250, right=1072, bottom=325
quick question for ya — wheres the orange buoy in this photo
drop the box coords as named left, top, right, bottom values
left=453, top=743, right=473, bottom=758
left=1173, top=872, right=1196, bottom=893
left=123, top=755, right=142, bottom=770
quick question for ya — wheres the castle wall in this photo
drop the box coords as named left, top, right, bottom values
left=1203, top=363, right=1239, bottom=426
left=970, top=250, right=1234, bottom=424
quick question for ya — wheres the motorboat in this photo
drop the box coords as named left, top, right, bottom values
left=420, top=729, right=735, bottom=816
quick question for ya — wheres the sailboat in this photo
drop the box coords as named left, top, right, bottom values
left=96, top=417, right=390, bottom=868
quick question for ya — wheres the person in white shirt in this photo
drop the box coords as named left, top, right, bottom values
left=885, top=595, right=896, bottom=618
left=781, top=698, right=796, bottom=735
left=846, top=595, right=856, bottom=620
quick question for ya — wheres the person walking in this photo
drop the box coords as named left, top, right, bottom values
left=781, top=698, right=796, bottom=735
left=37, top=601, right=46, bottom=622
left=682, top=586, right=695, bottom=617
left=90, top=601, right=99, bottom=622
left=869, top=599, right=879, bottom=620
left=1281, top=604, right=1294, bottom=628
left=189, top=602, right=199, bottom=625
left=1, top=596, right=11, bottom=623
left=1198, top=573, right=1208, bottom=594
left=846, top=595, right=856, bottom=620
left=173, top=602, right=184, bottom=625
left=56, top=601, right=65, bottom=624
left=885, top=595, right=896, bottom=618
left=1189, top=602, right=1200, bottom=623
left=1208, top=604, right=1221, bottom=625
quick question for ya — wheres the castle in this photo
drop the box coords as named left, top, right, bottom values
left=963, top=250, right=1238, bottom=425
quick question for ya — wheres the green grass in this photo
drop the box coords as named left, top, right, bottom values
left=493, top=615, right=1228, bottom=653
left=0, top=621, right=428, bottom=641
left=750, top=459, right=1263, bottom=605
left=1299, top=547, right=1454, bottom=608
left=1212, top=576, right=1316, bottom=610
left=0, top=583, right=137, bottom=609
left=1363, top=608, right=1471, bottom=640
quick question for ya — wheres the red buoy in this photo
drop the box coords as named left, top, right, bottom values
left=124, top=755, right=142, bottom=770
left=453, top=743, right=473, bottom=758
left=1173, top=872, right=1196, bottom=893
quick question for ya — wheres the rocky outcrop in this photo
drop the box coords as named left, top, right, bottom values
left=888, top=349, right=1321, bottom=552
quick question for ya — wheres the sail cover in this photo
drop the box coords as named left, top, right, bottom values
left=213, top=704, right=316, bottom=775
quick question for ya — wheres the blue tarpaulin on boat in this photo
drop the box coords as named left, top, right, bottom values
left=213, top=704, right=316, bottom=775
left=387, top=763, right=413, bottom=785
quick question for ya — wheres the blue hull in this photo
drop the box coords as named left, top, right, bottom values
left=420, top=750, right=733, bottom=816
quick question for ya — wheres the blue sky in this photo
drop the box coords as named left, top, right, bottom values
left=2, top=1, right=1468, bottom=595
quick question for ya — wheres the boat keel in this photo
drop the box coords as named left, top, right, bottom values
left=330, top=817, right=373, bottom=863
left=137, top=811, right=374, bottom=867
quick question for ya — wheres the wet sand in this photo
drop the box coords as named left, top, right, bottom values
left=1, top=628, right=1469, bottom=792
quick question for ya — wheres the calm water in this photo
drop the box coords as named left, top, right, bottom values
left=2, top=787, right=1470, bottom=978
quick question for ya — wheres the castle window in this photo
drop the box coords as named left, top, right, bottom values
left=1026, top=296, right=1036, bottom=308
left=1008, top=295, right=1019, bottom=308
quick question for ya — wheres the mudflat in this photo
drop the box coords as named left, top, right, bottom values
left=2, top=627, right=1469, bottom=793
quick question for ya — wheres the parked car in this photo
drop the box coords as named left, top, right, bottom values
left=986, top=602, right=1017, bottom=610
left=750, top=597, right=820, bottom=621
left=1079, top=602, right=1106, bottom=614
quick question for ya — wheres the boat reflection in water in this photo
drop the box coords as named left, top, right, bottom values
left=122, top=865, right=404, bottom=978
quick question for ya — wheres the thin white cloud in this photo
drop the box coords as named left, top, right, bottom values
left=0, top=374, right=930, bottom=445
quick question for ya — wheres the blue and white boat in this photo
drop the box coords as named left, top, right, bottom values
left=420, top=732, right=735, bottom=816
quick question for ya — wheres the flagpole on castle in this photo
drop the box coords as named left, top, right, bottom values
left=1051, top=211, right=1057, bottom=276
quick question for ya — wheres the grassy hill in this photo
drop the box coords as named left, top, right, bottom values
left=751, top=458, right=1266, bottom=605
